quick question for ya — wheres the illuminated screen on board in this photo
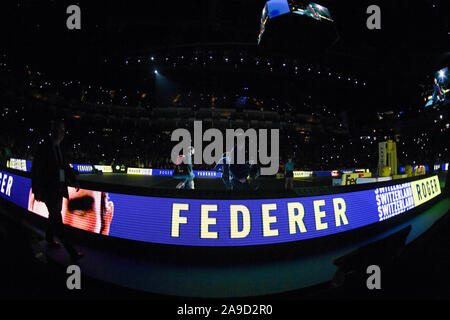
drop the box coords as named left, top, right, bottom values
left=0, top=170, right=442, bottom=247
left=267, top=0, right=291, bottom=18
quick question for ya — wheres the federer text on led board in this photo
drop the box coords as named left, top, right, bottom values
left=0, top=170, right=442, bottom=247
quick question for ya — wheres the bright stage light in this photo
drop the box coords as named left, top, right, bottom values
left=438, top=70, right=445, bottom=79
left=154, top=69, right=158, bottom=75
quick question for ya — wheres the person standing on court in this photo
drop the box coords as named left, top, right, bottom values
left=284, top=157, right=295, bottom=191
left=31, top=119, right=83, bottom=261
left=175, top=146, right=195, bottom=189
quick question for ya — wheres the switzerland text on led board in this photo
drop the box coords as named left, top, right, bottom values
left=0, top=170, right=442, bottom=246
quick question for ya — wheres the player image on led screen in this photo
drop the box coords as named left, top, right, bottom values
left=28, top=187, right=114, bottom=235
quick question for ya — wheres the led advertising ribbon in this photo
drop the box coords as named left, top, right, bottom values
left=0, top=170, right=441, bottom=247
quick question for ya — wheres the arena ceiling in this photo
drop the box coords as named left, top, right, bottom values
left=2, top=0, right=449, bottom=110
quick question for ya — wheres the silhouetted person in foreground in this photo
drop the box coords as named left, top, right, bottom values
left=31, top=119, right=83, bottom=261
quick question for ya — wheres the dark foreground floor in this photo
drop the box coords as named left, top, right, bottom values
left=0, top=203, right=449, bottom=303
